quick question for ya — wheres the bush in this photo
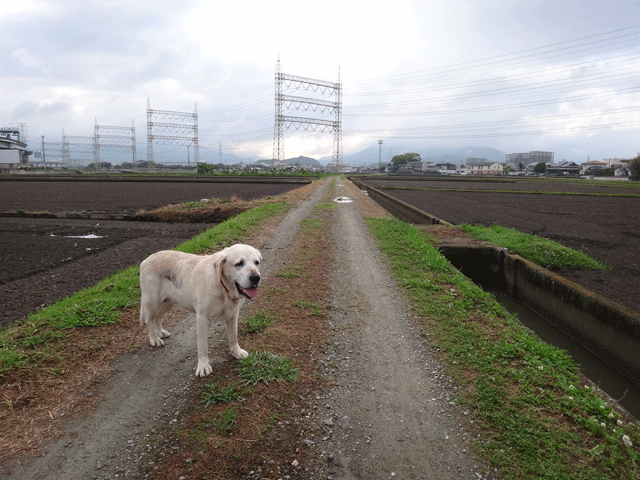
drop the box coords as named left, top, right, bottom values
left=630, top=155, right=640, bottom=181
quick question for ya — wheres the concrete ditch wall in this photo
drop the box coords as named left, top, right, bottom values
left=350, top=177, right=640, bottom=387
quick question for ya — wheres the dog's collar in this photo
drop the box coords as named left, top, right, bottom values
left=220, top=279, right=230, bottom=294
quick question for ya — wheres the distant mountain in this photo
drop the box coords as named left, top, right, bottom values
left=285, top=156, right=323, bottom=167
left=199, top=146, right=506, bottom=167
left=451, top=146, right=506, bottom=162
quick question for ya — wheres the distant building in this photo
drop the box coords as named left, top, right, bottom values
left=467, top=158, right=503, bottom=176
left=614, top=166, right=629, bottom=177
left=0, top=128, right=32, bottom=172
left=580, top=159, right=607, bottom=174
left=604, top=158, right=631, bottom=168
left=506, top=151, right=554, bottom=167
left=546, top=161, right=581, bottom=175
left=403, top=161, right=438, bottom=173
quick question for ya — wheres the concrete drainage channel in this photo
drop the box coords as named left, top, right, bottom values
left=350, top=178, right=640, bottom=419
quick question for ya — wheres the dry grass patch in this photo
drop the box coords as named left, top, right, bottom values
left=134, top=195, right=270, bottom=223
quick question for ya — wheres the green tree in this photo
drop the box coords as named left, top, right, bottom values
left=85, top=162, right=112, bottom=170
left=197, top=162, right=216, bottom=174
left=391, top=153, right=421, bottom=172
left=533, top=162, right=546, bottom=174
left=630, top=154, right=640, bottom=181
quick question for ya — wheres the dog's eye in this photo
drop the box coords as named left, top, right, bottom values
left=254, top=260, right=260, bottom=266
left=235, top=260, right=244, bottom=267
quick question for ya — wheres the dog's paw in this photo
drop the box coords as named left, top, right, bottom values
left=160, top=329, right=171, bottom=339
left=231, top=348, right=249, bottom=359
left=149, top=337, right=165, bottom=347
left=195, top=361, right=213, bottom=377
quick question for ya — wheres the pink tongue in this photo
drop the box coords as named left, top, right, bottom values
left=242, top=287, right=258, bottom=298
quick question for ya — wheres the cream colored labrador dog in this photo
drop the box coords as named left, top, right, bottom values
left=139, top=244, right=261, bottom=377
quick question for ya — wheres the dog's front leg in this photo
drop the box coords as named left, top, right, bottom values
left=226, top=311, right=248, bottom=359
left=195, top=313, right=213, bottom=377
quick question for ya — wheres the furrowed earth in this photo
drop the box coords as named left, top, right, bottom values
left=0, top=175, right=638, bottom=479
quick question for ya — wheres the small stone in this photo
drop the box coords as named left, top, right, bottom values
left=324, top=419, right=334, bottom=427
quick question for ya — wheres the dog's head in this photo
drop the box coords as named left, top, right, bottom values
left=215, top=244, right=262, bottom=299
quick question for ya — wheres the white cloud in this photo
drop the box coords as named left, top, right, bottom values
left=1, top=0, right=640, bottom=162
left=11, top=48, right=43, bottom=68
left=0, top=0, right=44, bottom=19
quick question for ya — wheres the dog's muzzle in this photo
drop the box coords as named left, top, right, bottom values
left=236, top=274, right=260, bottom=299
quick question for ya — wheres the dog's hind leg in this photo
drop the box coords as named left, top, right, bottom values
left=143, top=300, right=172, bottom=347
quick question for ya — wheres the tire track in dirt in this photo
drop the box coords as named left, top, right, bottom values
left=305, top=180, right=491, bottom=479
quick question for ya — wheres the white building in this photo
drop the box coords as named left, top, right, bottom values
left=466, top=158, right=503, bottom=176
left=0, top=128, right=31, bottom=172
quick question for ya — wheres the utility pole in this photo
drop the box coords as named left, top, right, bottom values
left=41, top=135, right=46, bottom=167
left=378, top=139, right=383, bottom=170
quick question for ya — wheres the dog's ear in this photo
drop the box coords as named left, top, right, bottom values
left=212, top=253, right=227, bottom=280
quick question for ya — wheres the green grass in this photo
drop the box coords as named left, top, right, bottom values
left=236, top=351, right=298, bottom=385
left=175, top=201, right=290, bottom=254
left=293, top=300, right=324, bottom=316
left=275, top=266, right=301, bottom=279
left=366, top=217, right=639, bottom=480
left=0, top=201, right=293, bottom=377
left=458, top=223, right=608, bottom=271
left=209, top=407, right=240, bottom=435
left=243, top=310, right=276, bottom=334
left=200, top=380, right=246, bottom=406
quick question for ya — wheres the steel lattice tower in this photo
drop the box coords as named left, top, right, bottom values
left=95, top=118, right=137, bottom=168
left=62, top=130, right=97, bottom=168
left=147, top=99, right=199, bottom=167
left=273, top=58, right=342, bottom=170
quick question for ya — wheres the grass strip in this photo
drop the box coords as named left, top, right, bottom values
left=457, top=223, right=608, bottom=271
left=366, top=217, right=639, bottom=480
left=0, top=201, right=291, bottom=377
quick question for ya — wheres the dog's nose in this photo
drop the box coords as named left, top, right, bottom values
left=249, top=274, right=260, bottom=286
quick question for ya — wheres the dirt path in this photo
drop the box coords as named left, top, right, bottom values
left=306, top=180, right=487, bottom=479
left=1, top=178, right=491, bottom=479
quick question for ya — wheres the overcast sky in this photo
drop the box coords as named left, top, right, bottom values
left=2, top=0, right=640, bottom=164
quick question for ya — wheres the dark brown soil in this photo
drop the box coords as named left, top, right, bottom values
left=362, top=177, right=640, bottom=314
left=0, top=176, right=306, bottom=214
left=0, top=177, right=307, bottom=329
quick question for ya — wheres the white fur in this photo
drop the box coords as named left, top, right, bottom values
left=139, top=244, right=262, bottom=377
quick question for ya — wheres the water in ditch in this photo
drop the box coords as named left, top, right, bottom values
left=483, top=286, right=640, bottom=420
